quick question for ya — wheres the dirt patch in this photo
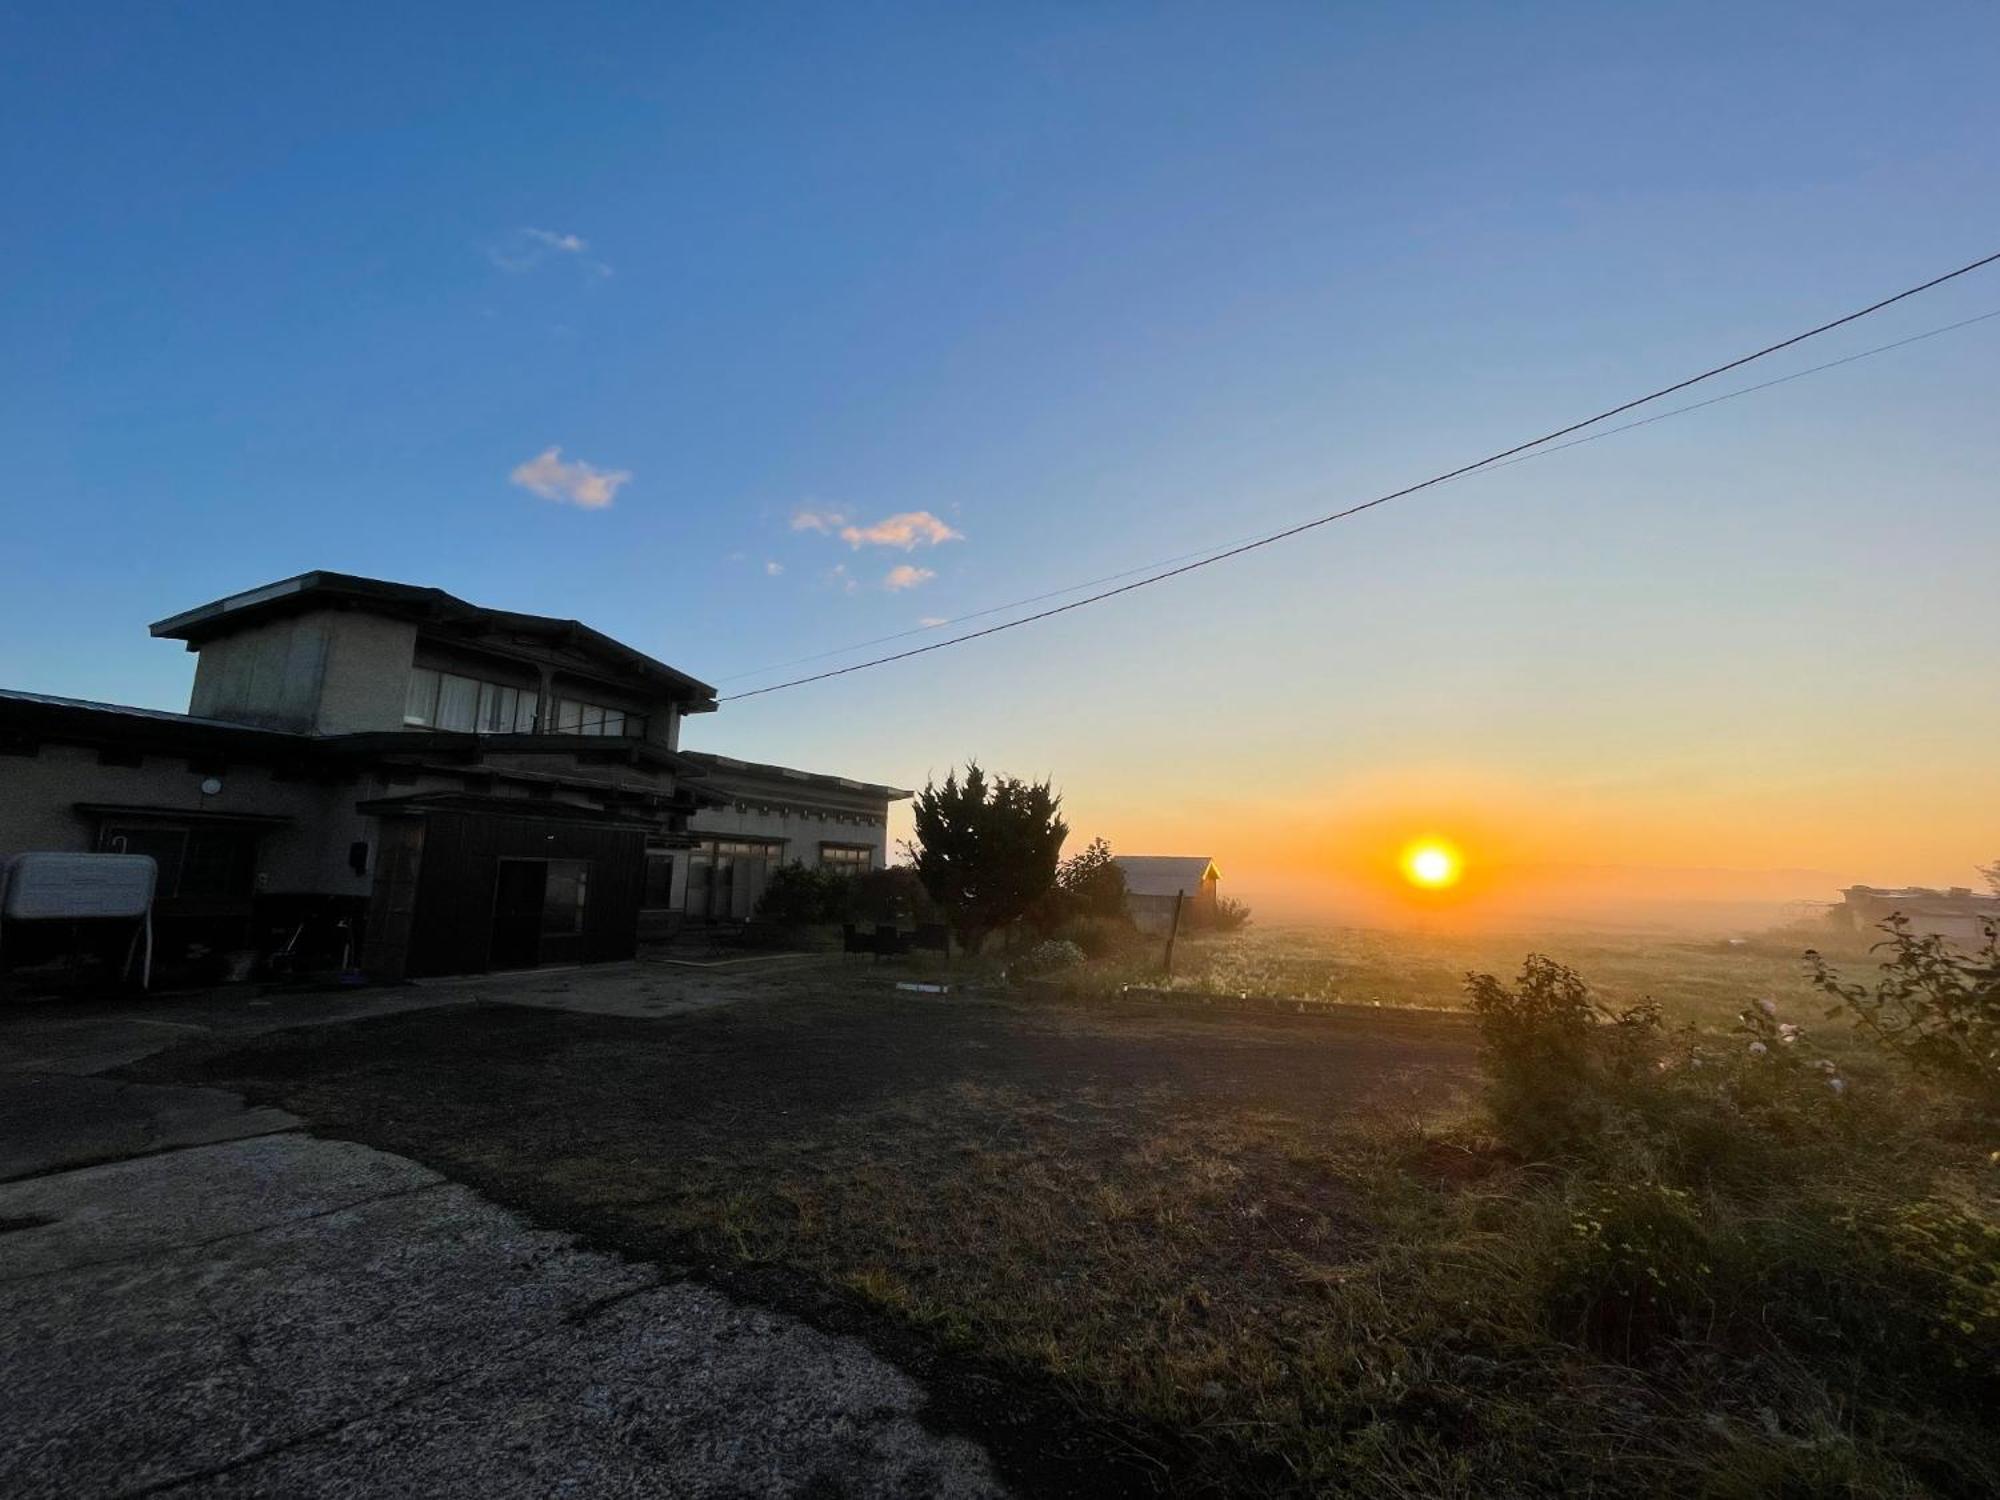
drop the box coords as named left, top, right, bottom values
left=128, top=988, right=1479, bottom=1496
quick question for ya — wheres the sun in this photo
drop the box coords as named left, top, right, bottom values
left=1402, top=841, right=1462, bottom=889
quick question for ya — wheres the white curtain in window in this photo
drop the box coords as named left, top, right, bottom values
left=436, top=673, right=479, bottom=732
left=404, top=668, right=439, bottom=726
left=477, top=683, right=523, bottom=734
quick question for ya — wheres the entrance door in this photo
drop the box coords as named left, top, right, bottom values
left=490, top=859, right=547, bottom=969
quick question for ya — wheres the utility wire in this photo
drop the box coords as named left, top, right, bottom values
left=721, top=249, right=2000, bottom=702
left=1468, top=304, right=2000, bottom=475
left=719, top=303, right=2000, bottom=685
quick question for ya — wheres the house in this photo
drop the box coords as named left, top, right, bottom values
left=663, top=751, right=908, bottom=926
left=0, top=572, right=908, bottom=981
left=1834, top=885, right=2000, bottom=946
left=1112, top=855, right=1220, bottom=933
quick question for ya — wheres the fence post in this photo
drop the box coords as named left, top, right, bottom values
left=1163, top=890, right=1185, bottom=979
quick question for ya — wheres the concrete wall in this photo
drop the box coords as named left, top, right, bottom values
left=188, top=610, right=417, bottom=735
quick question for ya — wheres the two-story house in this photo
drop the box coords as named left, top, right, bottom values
left=0, top=572, right=907, bottom=980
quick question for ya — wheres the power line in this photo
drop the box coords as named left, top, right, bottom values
left=718, top=303, right=2000, bottom=686
left=1470, top=305, right=2000, bottom=474
left=714, top=533, right=1272, bottom=683
left=721, top=249, right=2000, bottom=702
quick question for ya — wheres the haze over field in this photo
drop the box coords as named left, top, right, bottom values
left=2, top=4, right=1996, bottom=924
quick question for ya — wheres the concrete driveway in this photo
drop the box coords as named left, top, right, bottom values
left=0, top=967, right=1006, bottom=1499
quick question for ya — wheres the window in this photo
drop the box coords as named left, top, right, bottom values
left=683, top=838, right=785, bottom=920
left=819, top=844, right=873, bottom=874
left=405, top=667, right=538, bottom=733
left=553, top=698, right=630, bottom=737
left=99, top=823, right=259, bottom=900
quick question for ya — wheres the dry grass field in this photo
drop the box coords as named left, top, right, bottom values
left=1058, top=918, right=1866, bottom=1030
left=130, top=919, right=1995, bottom=1498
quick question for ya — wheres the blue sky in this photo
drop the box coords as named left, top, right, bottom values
left=3, top=4, right=1996, bottom=913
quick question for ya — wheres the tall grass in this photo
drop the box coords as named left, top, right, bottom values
left=1450, top=937, right=1998, bottom=1496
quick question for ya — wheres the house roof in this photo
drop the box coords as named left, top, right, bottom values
left=677, top=749, right=911, bottom=802
left=149, top=571, right=719, bottom=709
left=1112, top=855, right=1220, bottom=897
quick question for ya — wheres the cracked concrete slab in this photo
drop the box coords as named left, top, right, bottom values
left=171, top=1284, right=1005, bottom=1500
left=0, top=1134, right=1006, bottom=1499
left=0, top=1073, right=300, bottom=1181
left=415, top=954, right=861, bottom=1023
left=0, top=990, right=470, bottom=1076
left=0, top=1135, right=436, bottom=1279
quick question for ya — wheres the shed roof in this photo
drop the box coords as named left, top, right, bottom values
left=1112, top=856, right=1219, bottom=897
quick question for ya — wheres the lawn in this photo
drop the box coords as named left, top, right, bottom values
left=131, top=921, right=1995, bottom=1498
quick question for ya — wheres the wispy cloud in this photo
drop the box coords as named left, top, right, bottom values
left=764, top=560, right=784, bottom=576
left=839, top=510, right=962, bottom=550
left=509, top=447, right=630, bottom=510
left=791, top=506, right=962, bottom=550
left=919, top=615, right=949, bottom=627
left=487, top=227, right=613, bottom=278
left=884, top=564, right=936, bottom=591
left=826, top=563, right=859, bottom=595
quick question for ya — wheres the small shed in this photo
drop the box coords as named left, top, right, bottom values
left=1836, top=885, right=2000, bottom=947
left=1113, top=855, right=1220, bottom=933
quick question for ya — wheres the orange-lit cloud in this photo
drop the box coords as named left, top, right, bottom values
left=508, top=447, right=629, bottom=509
left=840, top=511, right=962, bottom=549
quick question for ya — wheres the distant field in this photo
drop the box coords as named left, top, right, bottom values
left=1079, top=919, right=1867, bottom=1030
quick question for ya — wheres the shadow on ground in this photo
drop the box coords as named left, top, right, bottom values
left=127, top=989, right=1478, bottom=1496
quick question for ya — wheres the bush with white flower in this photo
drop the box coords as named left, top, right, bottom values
left=1017, top=938, right=1086, bottom=972
left=1733, top=996, right=1850, bottom=1103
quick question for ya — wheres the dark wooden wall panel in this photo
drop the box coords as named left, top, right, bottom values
left=406, top=811, right=645, bottom=977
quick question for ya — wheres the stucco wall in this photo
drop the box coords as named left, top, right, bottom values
left=0, top=743, right=371, bottom=896
left=317, top=611, right=420, bottom=733
left=0, top=744, right=634, bottom=900
left=690, top=801, right=889, bottom=866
